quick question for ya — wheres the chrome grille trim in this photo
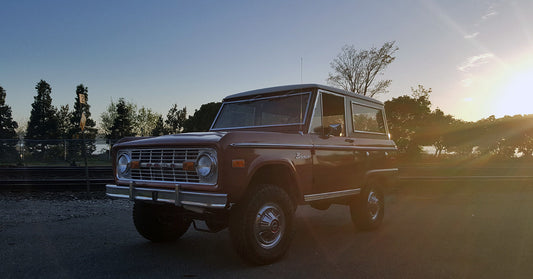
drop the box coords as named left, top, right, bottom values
left=118, top=148, right=216, bottom=184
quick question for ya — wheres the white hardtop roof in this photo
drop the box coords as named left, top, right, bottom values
left=223, top=84, right=383, bottom=105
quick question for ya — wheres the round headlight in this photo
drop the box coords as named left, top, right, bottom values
left=196, top=154, right=216, bottom=177
left=117, top=153, right=131, bottom=175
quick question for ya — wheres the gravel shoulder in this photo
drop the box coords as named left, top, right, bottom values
left=0, top=191, right=131, bottom=231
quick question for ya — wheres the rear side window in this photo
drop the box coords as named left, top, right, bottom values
left=351, top=102, right=385, bottom=134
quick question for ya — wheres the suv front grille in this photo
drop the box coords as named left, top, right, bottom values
left=129, top=148, right=202, bottom=183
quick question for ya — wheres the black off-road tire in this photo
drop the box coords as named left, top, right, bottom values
left=350, top=183, right=384, bottom=231
left=133, top=201, right=191, bottom=242
left=229, top=184, right=295, bottom=265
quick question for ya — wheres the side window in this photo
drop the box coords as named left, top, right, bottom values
left=309, top=92, right=345, bottom=136
left=351, top=103, right=386, bottom=134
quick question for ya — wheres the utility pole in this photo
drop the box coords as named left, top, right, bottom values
left=78, top=93, right=89, bottom=193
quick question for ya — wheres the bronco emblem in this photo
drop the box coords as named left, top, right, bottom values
left=295, top=152, right=311, bottom=160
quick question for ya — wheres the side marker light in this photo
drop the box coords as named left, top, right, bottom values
left=232, top=159, right=245, bottom=168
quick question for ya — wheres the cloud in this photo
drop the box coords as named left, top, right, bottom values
left=466, top=3, right=499, bottom=38
left=464, top=32, right=480, bottom=39
left=481, top=10, right=498, bottom=20
left=481, top=3, right=500, bottom=21
left=458, top=53, right=495, bottom=72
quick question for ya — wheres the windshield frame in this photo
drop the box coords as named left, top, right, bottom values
left=210, top=92, right=312, bottom=131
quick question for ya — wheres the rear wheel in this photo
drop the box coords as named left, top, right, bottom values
left=133, top=201, right=191, bottom=242
left=350, top=183, right=384, bottom=230
left=229, top=184, right=295, bottom=265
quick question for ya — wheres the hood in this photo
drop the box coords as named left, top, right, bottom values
left=112, top=130, right=313, bottom=151
left=114, top=132, right=227, bottom=149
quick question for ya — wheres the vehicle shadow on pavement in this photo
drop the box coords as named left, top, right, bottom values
left=93, top=205, right=376, bottom=275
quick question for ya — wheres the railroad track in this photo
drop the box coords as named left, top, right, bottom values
left=2, top=166, right=532, bottom=192
left=0, top=167, right=114, bottom=191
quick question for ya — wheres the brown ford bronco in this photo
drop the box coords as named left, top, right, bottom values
left=107, top=84, right=398, bottom=264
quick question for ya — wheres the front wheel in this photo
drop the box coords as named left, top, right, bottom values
left=350, top=183, right=384, bottom=231
left=133, top=201, right=191, bottom=242
left=229, top=185, right=295, bottom=265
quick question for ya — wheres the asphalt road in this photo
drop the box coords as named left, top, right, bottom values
left=2, top=180, right=533, bottom=279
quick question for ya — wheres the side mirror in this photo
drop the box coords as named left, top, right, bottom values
left=326, top=124, right=342, bottom=137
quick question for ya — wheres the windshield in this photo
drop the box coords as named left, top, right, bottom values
left=211, top=93, right=311, bottom=129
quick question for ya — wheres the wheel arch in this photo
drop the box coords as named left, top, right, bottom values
left=246, top=162, right=303, bottom=205
left=363, top=168, right=399, bottom=192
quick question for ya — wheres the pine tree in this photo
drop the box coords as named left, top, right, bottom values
left=0, top=85, right=19, bottom=163
left=108, top=98, right=135, bottom=141
left=67, top=84, right=97, bottom=161
left=57, top=105, right=72, bottom=139
left=25, top=80, right=60, bottom=157
left=101, top=99, right=137, bottom=138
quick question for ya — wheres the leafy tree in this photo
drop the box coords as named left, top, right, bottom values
left=25, top=80, right=60, bottom=157
left=100, top=98, right=136, bottom=137
left=166, top=104, right=187, bottom=134
left=0, top=85, right=19, bottom=162
left=424, top=109, right=458, bottom=157
left=472, top=115, right=502, bottom=157
left=328, top=41, right=398, bottom=97
left=441, top=120, right=475, bottom=157
left=108, top=98, right=135, bottom=140
left=385, top=85, right=432, bottom=157
left=426, top=113, right=533, bottom=161
left=512, top=115, right=533, bottom=158
left=151, top=115, right=166, bottom=136
left=183, top=102, right=222, bottom=132
left=517, top=134, right=533, bottom=158
left=470, top=114, right=533, bottom=160
left=67, top=84, right=97, bottom=161
left=100, top=100, right=117, bottom=136
left=134, top=107, right=161, bottom=136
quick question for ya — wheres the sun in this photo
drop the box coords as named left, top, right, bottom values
left=493, top=65, right=533, bottom=117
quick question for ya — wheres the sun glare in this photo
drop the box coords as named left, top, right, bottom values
left=494, top=67, right=533, bottom=117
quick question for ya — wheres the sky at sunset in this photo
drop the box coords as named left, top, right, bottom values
left=1, top=0, right=532, bottom=128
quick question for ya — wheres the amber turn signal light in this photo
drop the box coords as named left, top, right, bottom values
left=130, top=161, right=140, bottom=169
left=182, top=161, right=195, bottom=171
left=232, top=159, right=245, bottom=168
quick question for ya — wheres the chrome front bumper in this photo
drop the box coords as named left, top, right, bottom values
left=106, top=184, right=228, bottom=209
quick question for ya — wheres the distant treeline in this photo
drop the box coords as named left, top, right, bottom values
left=386, top=85, right=533, bottom=162
left=0, top=80, right=221, bottom=165
left=2, top=81, right=532, bottom=166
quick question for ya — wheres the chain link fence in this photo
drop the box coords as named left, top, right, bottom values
left=0, top=139, right=119, bottom=166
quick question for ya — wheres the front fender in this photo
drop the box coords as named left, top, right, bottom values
left=364, top=168, right=399, bottom=187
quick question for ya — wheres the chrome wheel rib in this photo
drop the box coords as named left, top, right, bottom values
left=367, top=190, right=381, bottom=221
left=350, top=184, right=384, bottom=231
left=229, top=184, right=295, bottom=265
left=254, top=203, right=285, bottom=249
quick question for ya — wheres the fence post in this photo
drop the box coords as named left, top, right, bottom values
left=83, top=134, right=90, bottom=193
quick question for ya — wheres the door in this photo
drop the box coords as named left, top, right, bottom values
left=309, top=92, right=362, bottom=195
